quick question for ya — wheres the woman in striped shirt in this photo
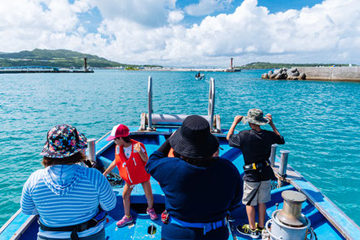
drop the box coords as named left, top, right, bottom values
left=21, top=124, right=116, bottom=240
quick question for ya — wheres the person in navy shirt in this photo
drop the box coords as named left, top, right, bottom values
left=146, top=115, right=242, bottom=240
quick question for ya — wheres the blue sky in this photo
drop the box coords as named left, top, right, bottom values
left=0, top=0, right=359, bottom=67
left=257, top=0, right=323, bottom=13
left=79, top=0, right=325, bottom=34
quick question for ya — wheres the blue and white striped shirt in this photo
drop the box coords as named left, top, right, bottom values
left=21, top=164, right=116, bottom=239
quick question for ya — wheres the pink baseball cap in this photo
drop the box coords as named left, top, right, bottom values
left=106, top=124, right=130, bottom=141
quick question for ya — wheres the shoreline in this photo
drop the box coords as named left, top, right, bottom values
left=140, top=67, right=241, bottom=72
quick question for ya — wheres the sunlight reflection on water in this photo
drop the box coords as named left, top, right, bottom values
left=1, top=70, right=360, bottom=226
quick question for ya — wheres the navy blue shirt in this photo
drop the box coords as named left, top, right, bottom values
left=229, top=129, right=285, bottom=182
left=146, top=151, right=242, bottom=223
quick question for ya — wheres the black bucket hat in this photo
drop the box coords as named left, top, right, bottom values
left=169, top=115, right=219, bottom=158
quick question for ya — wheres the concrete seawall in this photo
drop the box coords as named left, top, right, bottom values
left=297, top=67, right=360, bottom=82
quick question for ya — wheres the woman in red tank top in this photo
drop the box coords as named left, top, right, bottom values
left=103, top=124, right=158, bottom=227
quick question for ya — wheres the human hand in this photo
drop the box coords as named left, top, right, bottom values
left=134, top=143, right=141, bottom=152
left=265, top=114, right=273, bottom=124
left=234, top=115, right=243, bottom=124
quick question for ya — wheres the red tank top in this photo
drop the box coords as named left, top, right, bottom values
left=115, top=139, right=150, bottom=185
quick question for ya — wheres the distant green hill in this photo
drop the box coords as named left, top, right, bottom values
left=0, top=49, right=162, bottom=68
left=240, top=62, right=356, bottom=69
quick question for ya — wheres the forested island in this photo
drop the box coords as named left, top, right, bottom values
left=1, top=50, right=355, bottom=71
left=0, top=49, right=162, bottom=69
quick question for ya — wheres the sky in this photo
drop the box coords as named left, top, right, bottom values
left=0, top=0, right=359, bottom=67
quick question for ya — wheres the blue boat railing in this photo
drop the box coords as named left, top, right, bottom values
left=139, top=76, right=221, bottom=132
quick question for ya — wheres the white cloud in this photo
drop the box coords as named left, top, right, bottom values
left=71, top=0, right=92, bottom=13
left=87, top=0, right=176, bottom=28
left=1, top=0, right=360, bottom=66
left=0, top=0, right=81, bottom=51
left=168, top=11, right=184, bottom=24
left=185, top=0, right=234, bottom=16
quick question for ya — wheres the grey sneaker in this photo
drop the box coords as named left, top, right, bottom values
left=236, top=224, right=260, bottom=239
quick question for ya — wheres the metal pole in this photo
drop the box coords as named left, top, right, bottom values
left=269, top=144, right=278, bottom=167
left=88, top=138, right=96, bottom=162
left=208, top=78, right=215, bottom=131
left=147, top=76, right=153, bottom=130
left=278, top=150, right=290, bottom=177
left=84, top=58, right=88, bottom=72
left=278, top=150, right=290, bottom=187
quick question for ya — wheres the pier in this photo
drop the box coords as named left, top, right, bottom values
left=262, top=66, right=360, bottom=82
left=0, top=67, right=94, bottom=74
left=150, top=67, right=241, bottom=72
left=297, top=67, right=360, bottom=82
left=150, top=57, right=241, bottom=72
left=0, top=58, right=93, bottom=74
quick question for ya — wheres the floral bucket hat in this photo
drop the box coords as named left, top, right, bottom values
left=40, top=124, right=87, bottom=158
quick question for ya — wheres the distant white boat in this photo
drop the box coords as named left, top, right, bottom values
left=195, top=73, right=205, bottom=80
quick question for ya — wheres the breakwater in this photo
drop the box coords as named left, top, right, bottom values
left=0, top=58, right=93, bottom=74
left=0, top=68, right=94, bottom=74
left=262, top=68, right=306, bottom=80
left=263, top=67, right=360, bottom=82
left=145, top=67, right=241, bottom=72
left=297, top=67, right=360, bottom=82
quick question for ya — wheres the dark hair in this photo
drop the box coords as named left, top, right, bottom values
left=122, top=136, right=131, bottom=143
left=42, top=152, right=87, bottom=167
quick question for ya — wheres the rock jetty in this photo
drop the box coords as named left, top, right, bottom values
left=262, top=68, right=306, bottom=80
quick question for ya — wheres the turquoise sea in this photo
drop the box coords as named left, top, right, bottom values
left=1, top=70, right=360, bottom=228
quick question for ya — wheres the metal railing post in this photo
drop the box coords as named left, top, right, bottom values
left=208, top=78, right=215, bottom=131
left=269, top=144, right=278, bottom=167
left=88, top=138, right=96, bottom=163
left=147, top=76, right=154, bottom=130
left=278, top=150, right=290, bottom=187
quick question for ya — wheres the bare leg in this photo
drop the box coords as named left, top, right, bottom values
left=246, top=205, right=257, bottom=230
left=258, top=203, right=266, bottom=228
left=123, top=182, right=134, bottom=216
left=142, top=180, right=154, bottom=209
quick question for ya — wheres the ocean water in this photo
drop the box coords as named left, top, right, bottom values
left=1, top=70, right=360, bottom=228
